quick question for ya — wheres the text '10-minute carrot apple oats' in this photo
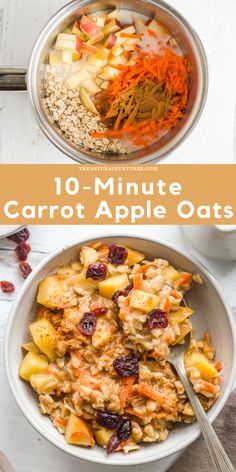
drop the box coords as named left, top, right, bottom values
left=44, top=10, right=191, bottom=155
left=19, top=243, right=222, bottom=454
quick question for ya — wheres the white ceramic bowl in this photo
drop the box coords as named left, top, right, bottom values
left=4, top=235, right=236, bottom=466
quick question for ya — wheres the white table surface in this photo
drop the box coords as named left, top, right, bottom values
left=0, top=0, right=236, bottom=164
left=0, top=224, right=236, bottom=472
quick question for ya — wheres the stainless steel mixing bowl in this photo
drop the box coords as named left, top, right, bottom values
left=0, top=0, right=208, bottom=164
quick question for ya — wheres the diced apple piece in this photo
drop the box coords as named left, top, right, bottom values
left=123, top=43, right=136, bottom=51
left=22, top=342, right=40, bottom=354
left=65, top=413, right=95, bottom=447
left=172, top=320, right=192, bottom=345
left=80, top=87, right=98, bottom=114
left=147, top=19, right=170, bottom=42
left=167, top=265, right=180, bottom=282
left=30, top=373, right=58, bottom=394
left=92, top=317, right=113, bottom=349
left=37, top=275, right=77, bottom=309
left=49, top=50, right=62, bottom=66
left=72, top=21, right=81, bottom=35
left=109, top=55, right=127, bottom=68
left=29, top=318, right=57, bottom=361
left=123, top=51, right=132, bottom=61
left=134, top=18, right=146, bottom=34
left=116, top=26, right=136, bottom=45
left=66, top=69, right=91, bottom=90
left=91, top=16, right=106, bottom=27
left=70, top=269, right=98, bottom=293
left=95, top=77, right=103, bottom=86
left=94, top=47, right=110, bottom=61
left=55, top=34, right=76, bottom=51
left=100, top=80, right=109, bottom=90
left=19, top=351, right=49, bottom=381
left=111, top=44, right=123, bottom=57
left=126, top=248, right=145, bottom=266
left=103, top=19, right=121, bottom=36
left=95, top=428, right=113, bottom=447
left=81, top=78, right=100, bottom=95
left=62, top=50, right=73, bottom=64
left=90, top=31, right=105, bottom=45
left=107, top=9, right=121, bottom=20
left=76, top=36, right=83, bottom=53
left=130, top=290, right=159, bottom=313
left=80, top=246, right=98, bottom=266
left=63, top=27, right=73, bottom=35
left=185, top=351, right=218, bottom=381
left=99, top=273, right=130, bottom=299
left=80, top=15, right=103, bottom=40
left=82, top=42, right=99, bottom=55
left=170, top=307, right=193, bottom=324
left=98, top=66, right=120, bottom=80
left=105, top=33, right=117, bottom=49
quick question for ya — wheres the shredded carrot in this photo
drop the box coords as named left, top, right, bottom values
left=54, top=417, right=67, bottom=427
left=200, top=381, right=216, bottom=394
left=133, top=273, right=143, bottom=289
left=170, top=289, right=181, bottom=298
left=215, top=361, right=223, bottom=372
left=164, top=297, right=171, bottom=313
left=137, top=264, right=149, bottom=274
left=149, top=350, right=162, bottom=358
left=71, top=432, right=86, bottom=439
left=147, top=28, right=158, bottom=38
left=120, top=33, right=143, bottom=38
left=119, top=376, right=135, bottom=408
left=125, top=408, right=145, bottom=420
left=138, top=382, right=165, bottom=406
left=119, top=306, right=130, bottom=321
left=177, top=273, right=192, bottom=288
left=92, top=50, right=191, bottom=148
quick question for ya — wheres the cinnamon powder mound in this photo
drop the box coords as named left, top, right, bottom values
left=93, top=50, right=191, bottom=148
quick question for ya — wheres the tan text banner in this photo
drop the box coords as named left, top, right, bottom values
left=0, top=165, right=235, bottom=225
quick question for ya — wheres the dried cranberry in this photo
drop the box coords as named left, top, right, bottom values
left=1, top=281, right=15, bottom=293
left=96, top=411, right=120, bottom=429
left=112, top=284, right=133, bottom=304
left=123, top=284, right=133, bottom=296
left=86, top=262, right=107, bottom=280
left=112, top=290, right=124, bottom=304
left=15, top=242, right=31, bottom=261
left=19, top=262, right=32, bottom=279
left=7, top=228, right=30, bottom=243
left=108, top=245, right=128, bottom=266
left=147, top=309, right=168, bottom=330
left=106, top=433, right=122, bottom=454
left=92, top=307, right=107, bottom=316
left=117, top=419, right=132, bottom=440
left=78, top=312, right=96, bottom=336
left=113, top=356, right=139, bottom=378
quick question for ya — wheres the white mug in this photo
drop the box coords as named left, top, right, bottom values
left=182, top=225, right=236, bottom=261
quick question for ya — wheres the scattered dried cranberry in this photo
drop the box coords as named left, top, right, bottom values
left=106, top=433, right=122, bottom=454
left=113, top=355, right=139, bottom=378
left=78, top=312, right=96, bottom=336
left=96, top=411, right=119, bottom=429
left=123, top=284, right=133, bottom=296
left=86, top=262, right=107, bottom=280
left=7, top=228, right=30, bottom=243
left=15, top=242, right=31, bottom=261
left=1, top=281, right=15, bottom=293
left=92, top=307, right=107, bottom=316
left=147, top=309, right=168, bottom=330
left=112, top=284, right=133, bottom=304
left=19, top=262, right=32, bottom=279
left=117, top=419, right=132, bottom=441
left=112, top=290, right=124, bottom=304
left=108, top=245, right=128, bottom=266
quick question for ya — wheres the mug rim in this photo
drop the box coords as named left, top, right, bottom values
left=4, top=233, right=236, bottom=466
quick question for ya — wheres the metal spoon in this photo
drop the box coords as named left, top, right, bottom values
left=168, top=333, right=235, bottom=472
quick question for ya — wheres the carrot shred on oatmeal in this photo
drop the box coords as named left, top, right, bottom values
left=119, top=376, right=136, bottom=408
left=133, top=273, right=143, bottom=289
left=138, top=383, right=165, bottom=406
left=125, top=408, right=145, bottom=419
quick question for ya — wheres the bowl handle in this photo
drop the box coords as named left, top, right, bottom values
left=0, top=68, right=27, bottom=90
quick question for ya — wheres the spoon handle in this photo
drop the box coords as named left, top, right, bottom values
left=175, top=359, right=235, bottom=472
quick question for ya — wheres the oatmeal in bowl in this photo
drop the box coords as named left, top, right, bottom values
left=19, top=241, right=222, bottom=455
